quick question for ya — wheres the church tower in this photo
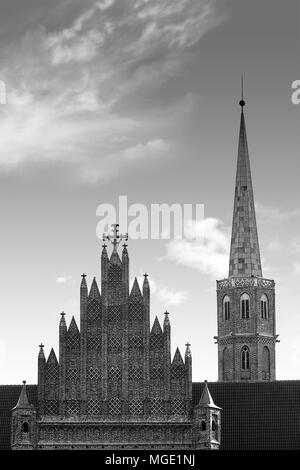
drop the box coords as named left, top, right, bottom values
left=11, top=381, right=37, bottom=450
left=216, top=86, right=278, bottom=382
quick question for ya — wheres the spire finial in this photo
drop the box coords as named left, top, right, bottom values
left=102, top=224, right=128, bottom=252
left=239, top=75, right=245, bottom=107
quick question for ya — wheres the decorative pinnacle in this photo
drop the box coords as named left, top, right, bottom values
left=22, top=380, right=26, bottom=385
left=102, top=224, right=128, bottom=252
left=239, top=75, right=245, bottom=107
left=185, top=342, right=192, bottom=358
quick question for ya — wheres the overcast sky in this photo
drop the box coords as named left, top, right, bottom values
left=0, top=0, right=299, bottom=384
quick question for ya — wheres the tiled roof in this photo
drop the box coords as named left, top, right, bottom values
left=193, top=381, right=300, bottom=450
left=0, top=381, right=299, bottom=450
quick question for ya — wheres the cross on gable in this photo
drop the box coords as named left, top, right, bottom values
left=102, top=224, right=128, bottom=251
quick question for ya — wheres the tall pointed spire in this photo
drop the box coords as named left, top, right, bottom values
left=228, top=83, right=262, bottom=278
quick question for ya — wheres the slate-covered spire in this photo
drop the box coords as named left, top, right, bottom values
left=198, top=381, right=221, bottom=409
left=13, top=381, right=32, bottom=409
left=228, top=87, right=262, bottom=278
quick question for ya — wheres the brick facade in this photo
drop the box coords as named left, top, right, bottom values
left=11, top=241, right=220, bottom=450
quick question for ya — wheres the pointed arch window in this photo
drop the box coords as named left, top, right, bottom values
left=223, top=296, right=230, bottom=321
left=260, top=294, right=269, bottom=320
left=262, top=346, right=271, bottom=380
left=241, top=346, right=250, bottom=370
left=240, top=293, right=250, bottom=319
left=21, top=422, right=29, bottom=433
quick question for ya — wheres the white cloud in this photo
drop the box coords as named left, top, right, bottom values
left=164, top=218, right=230, bottom=279
left=0, top=341, right=6, bottom=367
left=0, top=0, right=225, bottom=179
left=156, top=286, right=188, bottom=307
left=293, top=262, right=300, bottom=275
left=56, top=274, right=73, bottom=284
left=291, top=339, right=300, bottom=365
left=256, top=202, right=300, bottom=222
left=132, top=274, right=187, bottom=307
left=267, top=240, right=282, bottom=252
left=291, top=238, right=300, bottom=254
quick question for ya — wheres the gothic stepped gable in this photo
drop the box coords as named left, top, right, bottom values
left=9, top=236, right=216, bottom=450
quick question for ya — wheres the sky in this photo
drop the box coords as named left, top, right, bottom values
left=0, top=0, right=299, bottom=384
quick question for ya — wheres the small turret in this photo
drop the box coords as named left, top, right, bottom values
left=11, top=381, right=37, bottom=450
left=192, top=381, right=221, bottom=450
left=185, top=342, right=192, bottom=408
left=37, top=343, right=46, bottom=413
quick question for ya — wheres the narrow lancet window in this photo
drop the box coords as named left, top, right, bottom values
left=240, top=293, right=250, bottom=319
left=223, top=296, right=230, bottom=321
left=260, top=294, right=268, bottom=320
left=241, top=346, right=250, bottom=370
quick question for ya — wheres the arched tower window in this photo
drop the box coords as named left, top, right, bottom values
left=222, top=347, right=230, bottom=381
left=260, top=294, right=268, bottom=320
left=21, top=422, right=29, bottom=433
left=241, top=346, right=250, bottom=370
left=240, top=293, right=250, bottom=319
left=223, top=295, right=230, bottom=321
left=201, top=420, right=206, bottom=432
left=262, top=346, right=271, bottom=380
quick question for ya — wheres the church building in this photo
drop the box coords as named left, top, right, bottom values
left=1, top=94, right=299, bottom=451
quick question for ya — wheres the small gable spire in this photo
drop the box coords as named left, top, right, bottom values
left=88, top=277, right=101, bottom=300
left=172, top=347, right=184, bottom=366
left=13, top=381, right=32, bottom=409
left=151, top=316, right=162, bottom=335
left=198, top=381, right=221, bottom=409
left=130, top=277, right=142, bottom=298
